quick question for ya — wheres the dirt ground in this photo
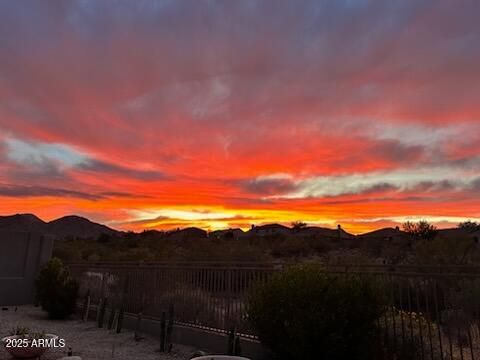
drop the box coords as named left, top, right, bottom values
left=0, top=305, right=196, bottom=360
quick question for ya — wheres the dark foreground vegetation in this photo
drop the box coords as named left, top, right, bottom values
left=246, top=264, right=480, bottom=360
left=53, top=220, right=480, bottom=265
left=35, top=258, right=79, bottom=319
left=69, top=260, right=480, bottom=360
left=248, top=265, right=387, bottom=360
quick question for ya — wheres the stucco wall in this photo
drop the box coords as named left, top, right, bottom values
left=0, top=231, right=53, bottom=305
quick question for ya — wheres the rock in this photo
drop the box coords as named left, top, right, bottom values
left=58, top=357, right=82, bottom=360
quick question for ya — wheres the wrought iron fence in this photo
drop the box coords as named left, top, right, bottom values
left=67, top=262, right=480, bottom=359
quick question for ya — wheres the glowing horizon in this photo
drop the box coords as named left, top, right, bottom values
left=1, top=1, right=480, bottom=235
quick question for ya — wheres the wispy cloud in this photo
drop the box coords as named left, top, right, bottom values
left=0, top=183, right=101, bottom=200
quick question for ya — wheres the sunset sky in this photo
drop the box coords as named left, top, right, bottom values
left=1, top=1, right=480, bottom=233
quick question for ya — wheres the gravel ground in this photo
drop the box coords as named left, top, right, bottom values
left=0, top=306, right=195, bottom=360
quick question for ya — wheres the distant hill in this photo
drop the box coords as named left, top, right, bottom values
left=357, top=227, right=480, bottom=242
left=247, top=224, right=356, bottom=240
left=0, top=213, right=47, bottom=233
left=47, top=215, right=119, bottom=239
left=3, top=213, right=476, bottom=247
left=0, top=213, right=119, bottom=239
left=248, top=223, right=291, bottom=236
left=297, top=226, right=356, bottom=239
left=209, top=228, right=245, bottom=240
left=165, top=227, right=208, bottom=241
left=436, top=227, right=480, bottom=241
left=358, top=227, right=407, bottom=239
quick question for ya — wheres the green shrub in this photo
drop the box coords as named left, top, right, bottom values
left=35, top=258, right=79, bottom=319
left=248, top=265, right=387, bottom=360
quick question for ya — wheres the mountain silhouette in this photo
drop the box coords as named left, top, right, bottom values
left=0, top=213, right=47, bottom=232
left=0, top=213, right=119, bottom=239
left=0, top=213, right=475, bottom=242
left=47, top=215, right=118, bottom=239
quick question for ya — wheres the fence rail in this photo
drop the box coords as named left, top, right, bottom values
left=68, top=262, right=480, bottom=359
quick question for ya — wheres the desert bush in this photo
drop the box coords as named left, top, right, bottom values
left=248, top=265, right=387, bottom=360
left=271, top=238, right=311, bottom=258
left=381, top=310, right=442, bottom=360
left=35, top=258, right=79, bottom=319
left=403, top=221, right=437, bottom=241
left=323, top=251, right=376, bottom=265
left=413, top=236, right=478, bottom=264
left=52, top=243, right=82, bottom=261
left=151, top=284, right=220, bottom=326
left=307, top=238, right=333, bottom=254
left=390, top=278, right=447, bottom=322
left=458, top=220, right=480, bottom=231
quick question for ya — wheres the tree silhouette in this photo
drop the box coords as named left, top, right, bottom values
left=291, top=221, right=307, bottom=231
left=402, top=220, right=437, bottom=241
left=458, top=220, right=480, bottom=231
